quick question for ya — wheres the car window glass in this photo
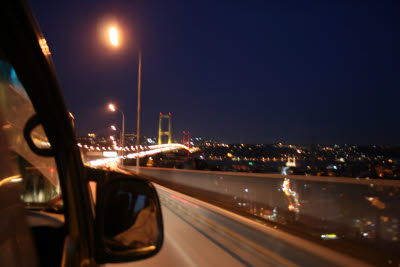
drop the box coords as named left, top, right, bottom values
left=0, top=59, right=60, bottom=204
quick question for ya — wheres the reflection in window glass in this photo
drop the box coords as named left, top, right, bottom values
left=0, top=60, right=60, bottom=204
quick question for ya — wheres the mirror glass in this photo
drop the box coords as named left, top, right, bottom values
left=30, top=123, right=51, bottom=150
left=103, top=179, right=161, bottom=252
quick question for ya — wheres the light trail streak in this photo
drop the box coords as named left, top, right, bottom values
left=87, top=143, right=197, bottom=167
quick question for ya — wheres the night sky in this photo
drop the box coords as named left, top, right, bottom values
left=30, top=0, right=399, bottom=145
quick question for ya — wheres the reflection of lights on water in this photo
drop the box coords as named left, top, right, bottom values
left=282, top=179, right=290, bottom=196
left=259, top=207, right=279, bottom=221
left=281, top=178, right=300, bottom=213
left=365, top=196, right=386, bottom=210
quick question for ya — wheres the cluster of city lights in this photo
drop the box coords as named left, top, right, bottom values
left=207, top=155, right=293, bottom=162
left=205, top=143, right=229, bottom=147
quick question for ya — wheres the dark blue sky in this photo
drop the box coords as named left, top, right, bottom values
left=30, top=0, right=400, bottom=144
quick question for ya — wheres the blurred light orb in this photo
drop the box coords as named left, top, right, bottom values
left=109, top=27, right=119, bottom=46
left=108, top=103, right=116, bottom=111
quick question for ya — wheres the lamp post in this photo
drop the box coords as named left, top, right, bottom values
left=136, top=51, right=142, bottom=174
left=108, top=104, right=125, bottom=166
left=107, top=26, right=142, bottom=173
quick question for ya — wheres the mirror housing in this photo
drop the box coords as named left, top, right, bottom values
left=23, top=114, right=53, bottom=157
left=87, top=167, right=163, bottom=264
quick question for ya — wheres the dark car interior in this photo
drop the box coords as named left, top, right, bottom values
left=26, top=210, right=65, bottom=267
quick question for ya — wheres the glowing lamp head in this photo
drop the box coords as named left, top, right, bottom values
left=108, top=104, right=116, bottom=112
left=109, top=27, right=119, bottom=46
left=111, top=125, right=117, bottom=130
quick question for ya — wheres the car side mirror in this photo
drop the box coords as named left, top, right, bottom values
left=23, top=114, right=53, bottom=157
left=87, top=168, right=163, bottom=264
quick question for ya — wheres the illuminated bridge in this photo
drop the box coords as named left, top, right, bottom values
left=85, top=143, right=197, bottom=167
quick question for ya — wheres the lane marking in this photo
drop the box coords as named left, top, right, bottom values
left=164, top=231, right=199, bottom=267
left=162, top=203, right=252, bottom=267
left=160, top=193, right=298, bottom=267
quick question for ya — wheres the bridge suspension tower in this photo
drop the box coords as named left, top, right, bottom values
left=158, top=113, right=172, bottom=145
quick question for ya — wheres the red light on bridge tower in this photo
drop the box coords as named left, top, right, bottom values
left=183, top=131, right=190, bottom=157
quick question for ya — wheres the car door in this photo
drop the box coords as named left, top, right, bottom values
left=0, top=1, right=96, bottom=266
left=0, top=103, right=39, bottom=267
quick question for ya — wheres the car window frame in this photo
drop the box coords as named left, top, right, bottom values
left=0, top=0, right=96, bottom=265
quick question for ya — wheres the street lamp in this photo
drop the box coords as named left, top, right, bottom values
left=108, top=103, right=116, bottom=112
left=108, top=103, right=125, bottom=165
left=109, top=27, right=119, bottom=46
left=106, top=25, right=142, bottom=173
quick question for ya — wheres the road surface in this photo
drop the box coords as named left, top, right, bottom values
left=106, top=182, right=368, bottom=267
